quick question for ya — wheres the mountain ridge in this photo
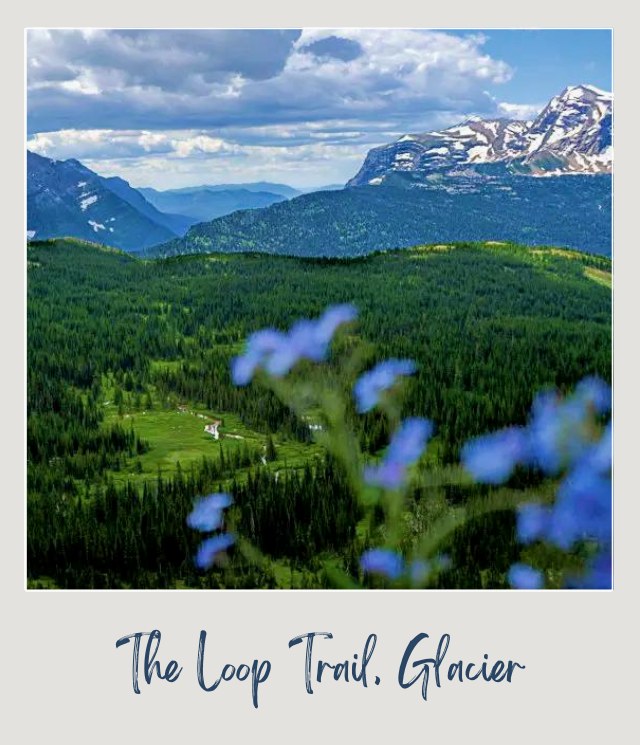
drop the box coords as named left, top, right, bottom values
left=347, top=84, right=612, bottom=186
left=27, top=151, right=185, bottom=252
left=150, top=174, right=611, bottom=259
left=138, top=186, right=288, bottom=222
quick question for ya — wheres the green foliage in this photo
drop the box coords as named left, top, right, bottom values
left=150, top=176, right=612, bottom=259
left=27, top=238, right=611, bottom=588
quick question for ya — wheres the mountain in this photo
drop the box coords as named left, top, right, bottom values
left=27, top=151, right=193, bottom=251
left=347, top=85, right=612, bottom=186
left=299, top=184, right=346, bottom=193
left=149, top=172, right=611, bottom=259
left=100, top=177, right=193, bottom=234
left=149, top=181, right=301, bottom=198
left=148, top=82, right=611, bottom=261
left=138, top=186, right=288, bottom=222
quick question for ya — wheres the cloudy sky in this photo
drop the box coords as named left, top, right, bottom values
left=26, top=29, right=612, bottom=189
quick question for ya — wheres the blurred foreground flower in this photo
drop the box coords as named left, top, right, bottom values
left=461, top=427, right=529, bottom=485
left=187, top=493, right=232, bottom=531
left=462, top=377, right=612, bottom=589
left=354, top=359, right=416, bottom=413
left=231, top=304, right=358, bottom=385
left=195, top=534, right=235, bottom=570
left=364, top=417, right=434, bottom=489
left=187, top=492, right=234, bottom=570
left=508, top=563, right=544, bottom=590
left=462, top=377, right=611, bottom=484
left=360, top=548, right=404, bottom=579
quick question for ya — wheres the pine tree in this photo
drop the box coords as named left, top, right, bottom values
left=265, top=434, right=277, bottom=462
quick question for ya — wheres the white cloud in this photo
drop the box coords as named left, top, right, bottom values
left=28, top=29, right=514, bottom=134
left=171, top=135, right=237, bottom=158
left=27, top=127, right=374, bottom=188
left=498, top=101, right=543, bottom=121
left=26, top=30, right=548, bottom=187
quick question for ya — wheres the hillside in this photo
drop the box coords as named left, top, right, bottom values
left=27, top=238, right=611, bottom=588
left=27, top=151, right=190, bottom=252
left=149, top=173, right=612, bottom=259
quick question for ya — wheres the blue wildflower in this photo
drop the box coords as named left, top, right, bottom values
left=364, top=417, right=433, bottom=489
left=508, top=563, right=543, bottom=590
left=526, top=392, right=566, bottom=474
left=314, top=304, right=359, bottom=345
left=461, top=426, right=529, bottom=484
left=363, top=461, right=406, bottom=490
left=263, top=325, right=309, bottom=377
left=360, top=549, right=404, bottom=580
left=575, top=550, right=612, bottom=589
left=528, top=388, right=604, bottom=475
left=231, top=305, right=357, bottom=385
left=354, top=359, right=417, bottom=413
left=590, top=423, right=612, bottom=473
left=187, top=493, right=233, bottom=532
left=409, top=559, right=431, bottom=585
left=231, top=329, right=286, bottom=385
left=516, top=503, right=550, bottom=544
left=195, top=533, right=235, bottom=570
left=231, top=350, right=261, bottom=387
left=574, top=376, right=612, bottom=415
left=514, top=384, right=610, bottom=588
left=387, top=417, right=434, bottom=465
left=547, top=463, right=611, bottom=549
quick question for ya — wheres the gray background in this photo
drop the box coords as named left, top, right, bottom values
left=4, top=3, right=636, bottom=741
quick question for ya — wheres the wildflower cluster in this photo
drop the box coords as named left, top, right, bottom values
left=186, top=303, right=612, bottom=591
left=360, top=550, right=451, bottom=584
left=231, top=304, right=357, bottom=385
left=186, top=493, right=234, bottom=570
left=355, top=361, right=435, bottom=584
left=461, top=377, right=612, bottom=589
left=354, top=359, right=416, bottom=413
left=363, top=417, right=433, bottom=490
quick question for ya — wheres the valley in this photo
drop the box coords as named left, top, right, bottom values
left=27, top=237, right=611, bottom=589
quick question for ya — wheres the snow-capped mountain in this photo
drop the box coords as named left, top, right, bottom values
left=515, top=84, right=612, bottom=174
left=27, top=151, right=192, bottom=251
left=347, top=84, right=612, bottom=186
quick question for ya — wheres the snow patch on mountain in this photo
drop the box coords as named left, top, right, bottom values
left=80, top=194, right=98, bottom=211
left=347, top=84, right=612, bottom=186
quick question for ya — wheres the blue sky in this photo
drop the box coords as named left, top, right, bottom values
left=456, top=30, right=612, bottom=101
left=27, top=29, right=612, bottom=188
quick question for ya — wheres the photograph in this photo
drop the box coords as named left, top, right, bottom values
left=26, top=27, right=612, bottom=590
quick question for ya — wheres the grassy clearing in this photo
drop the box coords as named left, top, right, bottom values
left=101, top=396, right=324, bottom=488
left=584, top=266, right=612, bottom=288
left=530, top=247, right=583, bottom=260
left=409, top=244, right=454, bottom=256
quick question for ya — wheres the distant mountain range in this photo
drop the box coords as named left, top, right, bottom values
left=138, top=186, right=288, bottom=223
left=26, top=155, right=309, bottom=250
left=151, top=84, right=612, bottom=259
left=349, top=84, right=612, bottom=186
left=27, top=84, right=612, bottom=258
left=156, top=181, right=302, bottom=198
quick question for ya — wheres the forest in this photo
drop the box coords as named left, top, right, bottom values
left=26, top=238, right=611, bottom=589
left=151, top=175, right=612, bottom=259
